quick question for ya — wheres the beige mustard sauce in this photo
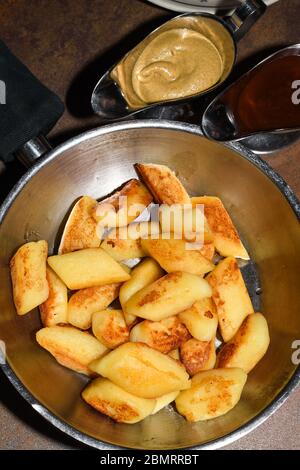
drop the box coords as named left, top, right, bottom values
left=111, top=16, right=235, bottom=109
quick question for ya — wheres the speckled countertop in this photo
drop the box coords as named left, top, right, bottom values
left=0, top=0, right=300, bottom=450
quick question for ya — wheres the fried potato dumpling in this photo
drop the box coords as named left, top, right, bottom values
left=58, top=196, right=100, bottom=254
left=169, top=349, right=180, bottom=360
left=175, top=368, right=247, bottom=422
left=207, top=257, right=254, bottom=342
left=158, top=204, right=214, bottom=259
left=101, top=233, right=145, bottom=262
left=158, top=204, right=212, bottom=243
left=101, top=221, right=160, bottom=261
left=82, top=378, right=156, bottom=423
left=48, top=248, right=130, bottom=290
left=199, top=241, right=215, bottom=261
left=151, top=390, right=179, bottom=415
left=92, top=309, right=129, bottom=349
left=93, top=179, right=153, bottom=228
left=141, top=237, right=214, bottom=277
left=191, top=196, right=249, bottom=260
left=130, top=316, right=190, bottom=353
left=217, top=313, right=270, bottom=373
left=68, top=283, right=120, bottom=330
left=135, top=163, right=190, bottom=205
left=10, top=240, right=49, bottom=315
left=119, top=258, right=164, bottom=326
left=179, top=298, right=218, bottom=342
left=124, top=271, right=212, bottom=322
left=36, top=326, right=108, bottom=376
left=39, top=267, right=68, bottom=326
left=89, top=342, right=191, bottom=398
left=180, top=338, right=216, bottom=376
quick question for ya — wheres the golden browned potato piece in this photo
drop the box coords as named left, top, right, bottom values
left=130, top=316, right=190, bottom=353
left=199, top=242, right=215, bottom=261
left=159, top=204, right=215, bottom=260
left=151, top=390, right=179, bottom=415
left=68, top=283, right=120, bottom=330
left=39, top=267, right=68, bottom=326
left=82, top=378, right=156, bottom=423
left=180, top=338, right=216, bottom=376
left=93, top=179, right=153, bottom=228
left=178, top=298, right=218, bottom=342
left=191, top=196, right=249, bottom=260
left=58, top=196, right=100, bottom=254
left=119, top=258, right=164, bottom=306
left=120, top=264, right=132, bottom=275
left=217, top=313, right=270, bottom=373
left=36, top=326, right=108, bottom=376
left=119, top=258, right=164, bottom=326
left=135, top=163, right=190, bottom=205
left=158, top=204, right=213, bottom=244
left=123, top=313, right=137, bottom=328
left=101, top=232, right=145, bottom=262
left=141, top=237, right=214, bottom=277
left=101, top=222, right=160, bottom=261
left=48, top=248, right=130, bottom=290
left=10, top=240, right=49, bottom=315
left=92, top=309, right=129, bottom=349
left=124, top=271, right=212, bottom=322
left=89, top=342, right=191, bottom=398
left=168, top=348, right=180, bottom=360
left=206, top=257, right=254, bottom=342
left=175, top=368, right=247, bottom=422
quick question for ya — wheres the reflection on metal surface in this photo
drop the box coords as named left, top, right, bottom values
left=147, top=0, right=241, bottom=13
left=241, top=131, right=300, bottom=155
left=146, top=0, right=278, bottom=14
left=0, top=340, right=6, bottom=365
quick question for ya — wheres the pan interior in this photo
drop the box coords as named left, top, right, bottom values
left=0, top=125, right=300, bottom=449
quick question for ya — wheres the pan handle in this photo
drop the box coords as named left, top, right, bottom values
left=0, top=40, right=64, bottom=165
left=224, top=0, right=267, bottom=42
left=16, top=135, right=53, bottom=167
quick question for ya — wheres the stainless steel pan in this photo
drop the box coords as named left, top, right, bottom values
left=1, top=120, right=300, bottom=449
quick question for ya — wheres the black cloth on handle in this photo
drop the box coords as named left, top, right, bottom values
left=0, top=40, right=64, bottom=162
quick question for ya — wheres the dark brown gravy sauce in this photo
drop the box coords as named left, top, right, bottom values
left=224, top=54, right=300, bottom=134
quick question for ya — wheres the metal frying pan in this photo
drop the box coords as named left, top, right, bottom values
left=1, top=120, right=300, bottom=449
left=0, top=43, right=300, bottom=452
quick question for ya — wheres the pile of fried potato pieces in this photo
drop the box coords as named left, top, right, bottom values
left=10, top=163, right=270, bottom=424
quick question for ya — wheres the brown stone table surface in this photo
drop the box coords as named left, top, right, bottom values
left=0, top=0, right=299, bottom=450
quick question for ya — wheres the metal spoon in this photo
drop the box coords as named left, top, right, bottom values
left=91, top=0, right=267, bottom=121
